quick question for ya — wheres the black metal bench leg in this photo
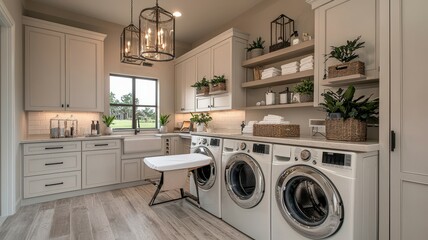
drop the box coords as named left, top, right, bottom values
left=180, top=188, right=185, bottom=198
left=149, top=172, right=164, bottom=206
left=192, top=169, right=201, bottom=207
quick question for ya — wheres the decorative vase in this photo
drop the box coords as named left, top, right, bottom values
left=248, top=48, right=263, bottom=59
left=196, top=123, right=205, bottom=132
left=105, top=127, right=113, bottom=135
left=159, top=125, right=167, bottom=133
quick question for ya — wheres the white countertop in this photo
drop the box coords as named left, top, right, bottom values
left=21, top=132, right=192, bottom=143
left=191, top=132, right=379, bottom=152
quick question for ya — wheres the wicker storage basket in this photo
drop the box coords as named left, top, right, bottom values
left=328, top=61, right=365, bottom=78
left=196, top=86, right=209, bottom=96
left=253, top=124, right=300, bottom=138
left=210, top=82, right=226, bottom=93
left=325, top=118, right=367, bottom=142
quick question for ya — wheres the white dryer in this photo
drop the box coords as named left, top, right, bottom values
left=190, top=135, right=223, bottom=218
left=221, top=139, right=272, bottom=240
left=271, top=144, right=378, bottom=240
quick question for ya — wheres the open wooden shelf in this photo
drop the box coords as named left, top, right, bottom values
left=321, top=74, right=379, bottom=86
left=242, top=102, right=314, bottom=110
left=242, top=70, right=314, bottom=89
left=242, top=40, right=315, bottom=68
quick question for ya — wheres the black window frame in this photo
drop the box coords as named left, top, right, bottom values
left=109, top=74, right=159, bottom=131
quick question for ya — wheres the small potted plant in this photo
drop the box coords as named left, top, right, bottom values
left=293, top=79, right=314, bottom=103
left=190, top=112, right=213, bottom=132
left=159, top=114, right=170, bottom=133
left=246, top=36, right=265, bottom=59
left=191, top=77, right=210, bottom=96
left=326, top=36, right=365, bottom=78
left=210, top=75, right=227, bottom=93
left=102, top=115, right=115, bottom=135
left=320, top=85, right=379, bottom=141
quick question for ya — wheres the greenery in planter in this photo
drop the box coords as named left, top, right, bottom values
left=246, top=36, right=265, bottom=52
left=326, top=36, right=365, bottom=63
left=320, top=85, right=379, bottom=122
left=293, top=79, right=314, bottom=95
left=190, top=112, right=213, bottom=126
left=210, top=75, right=227, bottom=86
left=159, top=114, right=171, bottom=126
left=102, top=115, right=115, bottom=127
left=190, top=77, right=210, bottom=90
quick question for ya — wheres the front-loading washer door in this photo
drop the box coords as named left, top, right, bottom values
left=193, top=146, right=216, bottom=190
left=224, top=153, right=264, bottom=209
left=276, top=165, right=343, bottom=239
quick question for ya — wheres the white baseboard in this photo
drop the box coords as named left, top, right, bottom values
left=21, top=180, right=151, bottom=206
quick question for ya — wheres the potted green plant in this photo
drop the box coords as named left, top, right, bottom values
left=246, top=36, right=265, bottom=59
left=102, top=115, right=115, bottom=135
left=210, top=75, right=227, bottom=93
left=191, top=77, right=210, bottom=96
left=293, top=79, right=314, bottom=103
left=320, top=85, right=379, bottom=141
left=326, top=36, right=365, bottom=78
left=159, top=114, right=170, bottom=133
left=190, top=112, right=213, bottom=132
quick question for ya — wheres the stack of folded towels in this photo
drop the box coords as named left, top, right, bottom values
left=299, top=55, right=314, bottom=71
left=242, top=121, right=258, bottom=134
left=261, top=67, right=281, bottom=79
left=281, top=61, right=299, bottom=75
left=258, top=114, right=290, bottom=125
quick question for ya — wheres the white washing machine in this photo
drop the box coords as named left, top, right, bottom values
left=189, top=135, right=223, bottom=218
left=221, top=139, right=272, bottom=240
left=271, top=144, right=378, bottom=240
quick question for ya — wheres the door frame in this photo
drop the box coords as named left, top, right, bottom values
left=0, top=0, right=16, bottom=217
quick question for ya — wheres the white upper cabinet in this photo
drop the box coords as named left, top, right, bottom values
left=175, top=57, right=196, bottom=113
left=175, top=28, right=248, bottom=113
left=24, top=17, right=106, bottom=112
left=308, top=0, right=379, bottom=105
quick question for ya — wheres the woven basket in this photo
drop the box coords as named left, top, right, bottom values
left=196, top=86, right=209, bottom=96
left=253, top=124, right=300, bottom=138
left=299, top=93, right=314, bottom=103
left=210, top=82, right=226, bottom=93
left=328, top=61, right=365, bottom=78
left=325, top=118, right=367, bottom=142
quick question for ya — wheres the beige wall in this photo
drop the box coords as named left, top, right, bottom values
left=23, top=1, right=178, bottom=131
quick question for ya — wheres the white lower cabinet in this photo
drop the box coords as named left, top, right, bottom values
left=82, top=149, right=121, bottom=189
left=24, top=171, right=81, bottom=198
left=121, top=159, right=141, bottom=183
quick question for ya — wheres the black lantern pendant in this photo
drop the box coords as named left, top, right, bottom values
left=121, top=0, right=144, bottom=65
left=139, top=0, right=175, bottom=62
left=270, top=14, right=295, bottom=52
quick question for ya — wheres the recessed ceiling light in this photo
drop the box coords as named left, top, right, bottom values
left=173, top=11, right=182, bottom=17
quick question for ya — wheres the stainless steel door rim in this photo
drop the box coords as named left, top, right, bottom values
left=276, top=165, right=343, bottom=239
left=224, top=153, right=264, bottom=209
left=193, top=146, right=216, bottom=190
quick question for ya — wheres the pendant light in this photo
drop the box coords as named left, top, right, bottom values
left=121, top=0, right=144, bottom=65
left=139, top=0, right=175, bottom=61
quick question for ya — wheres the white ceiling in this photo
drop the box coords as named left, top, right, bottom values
left=28, top=0, right=264, bottom=44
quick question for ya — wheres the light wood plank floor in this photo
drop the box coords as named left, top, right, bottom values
left=0, top=184, right=251, bottom=240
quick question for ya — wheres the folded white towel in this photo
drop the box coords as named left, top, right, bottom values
left=300, top=65, right=314, bottom=71
left=263, top=114, right=284, bottom=120
left=300, top=62, right=314, bottom=67
left=262, top=72, right=280, bottom=79
left=282, top=69, right=298, bottom=75
left=281, top=66, right=299, bottom=71
left=247, top=121, right=258, bottom=126
left=242, top=126, right=253, bottom=134
left=300, top=55, right=314, bottom=63
left=264, top=67, right=281, bottom=72
left=281, top=61, right=299, bottom=68
left=258, top=120, right=291, bottom=124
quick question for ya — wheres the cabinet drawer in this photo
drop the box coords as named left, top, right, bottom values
left=82, top=139, right=121, bottom=151
left=24, top=171, right=81, bottom=198
left=24, top=152, right=81, bottom=177
left=23, top=141, right=81, bottom=155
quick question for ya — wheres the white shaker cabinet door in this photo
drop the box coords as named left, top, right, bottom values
left=183, top=57, right=197, bottom=112
left=25, top=26, right=66, bottom=111
left=82, top=149, right=121, bottom=189
left=175, top=62, right=185, bottom=112
left=122, top=159, right=141, bottom=183
left=66, top=35, right=104, bottom=112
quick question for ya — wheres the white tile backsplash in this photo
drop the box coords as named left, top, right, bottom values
left=27, top=112, right=101, bottom=135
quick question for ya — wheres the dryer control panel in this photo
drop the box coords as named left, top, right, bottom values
left=322, top=152, right=352, bottom=167
left=253, top=144, right=270, bottom=154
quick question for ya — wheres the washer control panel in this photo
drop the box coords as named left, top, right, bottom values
left=322, top=152, right=352, bottom=167
left=253, top=143, right=270, bottom=154
left=210, top=138, right=220, bottom=147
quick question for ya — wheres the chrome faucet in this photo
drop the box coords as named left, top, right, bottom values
left=135, top=116, right=141, bottom=135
